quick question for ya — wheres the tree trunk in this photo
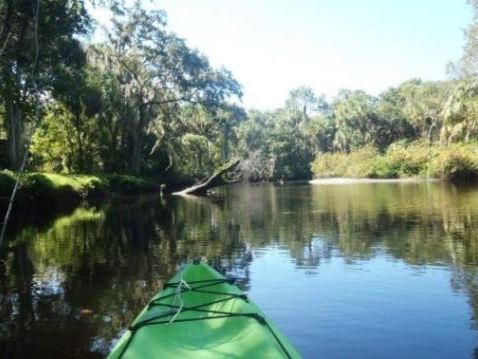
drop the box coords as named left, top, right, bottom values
left=5, top=2, right=29, bottom=171
left=174, top=160, right=240, bottom=196
left=222, top=124, right=230, bottom=161
left=74, top=108, right=85, bottom=172
left=130, top=106, right=145, bottom=175
left=427, top=119, right=437, bottom=144
left=5, top=96, right=24, bottom=170
left=130, top=130, right=143, bottom=175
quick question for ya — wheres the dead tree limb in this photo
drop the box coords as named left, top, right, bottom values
left=173, top=160, right=240, bottom=196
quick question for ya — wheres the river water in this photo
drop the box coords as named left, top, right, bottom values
left=1, top=182, right=478, bottom=358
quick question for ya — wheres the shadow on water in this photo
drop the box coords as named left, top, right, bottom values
left=1, top=182, right=478, bottom=357
left=0, top=194, right=252, bottom=358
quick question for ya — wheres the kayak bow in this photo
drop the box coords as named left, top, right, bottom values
left=108, top=263, right=301, bottom=358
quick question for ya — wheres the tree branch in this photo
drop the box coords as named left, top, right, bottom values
left=173, top=160, right=240, bottom=196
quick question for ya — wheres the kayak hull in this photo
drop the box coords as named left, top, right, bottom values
left=108, top=263, right=301, bottom=358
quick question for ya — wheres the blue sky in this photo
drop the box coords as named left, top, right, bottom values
left=90, top=0, right=472, bottom=109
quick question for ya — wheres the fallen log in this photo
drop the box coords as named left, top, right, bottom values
left=173, top=160, right=240, bottom=196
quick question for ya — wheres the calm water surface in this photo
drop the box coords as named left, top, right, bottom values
left=1, top=182, right=478, bottom=358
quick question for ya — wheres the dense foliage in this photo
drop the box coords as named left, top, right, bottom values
left=0, top=170, right=159, bottom=203
left=311, top=142, right=478, bottom=182
left=0, top=1, right=242, bottom=184
left=1, top=1, right=478, bottom=184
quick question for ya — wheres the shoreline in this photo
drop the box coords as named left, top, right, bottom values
left=0, top=172, right=162, bottom=206
left=309, top=177, right=440, bottom=185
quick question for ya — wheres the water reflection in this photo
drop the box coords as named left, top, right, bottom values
left=1, top=182, right=478, bottom=357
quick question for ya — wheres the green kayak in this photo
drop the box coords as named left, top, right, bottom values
left=108, top=263, right=301, bottom=358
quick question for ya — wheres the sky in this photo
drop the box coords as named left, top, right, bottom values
left=90, top=0, right=472, bottom=110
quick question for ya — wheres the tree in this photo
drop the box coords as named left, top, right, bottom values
left=285, top=87, right=334, bottom=154
left=448, top=0, right=478, bottom=78
left=51, top=65, right=104, bottom=173
left=307, top=115, right=336, bottom=153
left=86, top=47, right=138, bottom=173
left=268, top=108, right=313, bottom=179
left=394, top=80, right=449, bottom=142
left=271, top=87, right=331, bottom=179
left=285, top=86, right=328, bottom=117
left=332, top=89, right=381, bottom=151
left=215, top=104, right=247, bottom=162
left=442, top=79, right=478, bottom=142
left=0, top=0, right=91, bottom=169
left=234, top=110, right=275, bottom=181
left=377, top=86, right=418, bottom=144
left=97, top=1, right=241, bottom=174
left=30, top=102, right=100, bottom=173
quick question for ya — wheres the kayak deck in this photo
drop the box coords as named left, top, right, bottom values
left=108, top=263, right=301, bottom=358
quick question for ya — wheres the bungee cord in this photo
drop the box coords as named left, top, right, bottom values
left=169, top=278, right=191, bottom=324
left=118, top=277, right=292, bottom=359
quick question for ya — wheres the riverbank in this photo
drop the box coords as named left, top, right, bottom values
left=0, top=172, right=161, bottom=204
left=311, top=142, right=478, bottom=183
left=309, top=177, right=438, bottom=185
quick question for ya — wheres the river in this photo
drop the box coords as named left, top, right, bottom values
left=1, top=182, right=478, bottom=358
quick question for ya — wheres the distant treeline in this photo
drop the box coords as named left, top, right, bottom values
left=1, top=1, right=478, bottom=185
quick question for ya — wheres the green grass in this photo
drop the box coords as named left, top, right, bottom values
left=311, top=142, right=478, bottom=183
left=0, top=171, right=160, bottom=203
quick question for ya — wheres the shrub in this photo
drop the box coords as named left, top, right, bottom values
left=22, top=173, right=57, bottom=198
left=311, top=152, right=347, bottom=178
left=0, top=172, right=159, bottom=204
left=369, top=157, right=399, bottom=178
left=104, top=174, right=158, bottom=195
left=311, top=146, right=379, bottom=178
left=429, top=145, right=478, bottom=182
left=311, top=141, right=478, bottom=183
left=346, top=146, right=379, bottom=177
left=383, top=143, right=433, bottom=177
left=0, top=171, right=15, bottom=196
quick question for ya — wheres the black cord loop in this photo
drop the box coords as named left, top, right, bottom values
left=118, top=276, right=292, bottom=359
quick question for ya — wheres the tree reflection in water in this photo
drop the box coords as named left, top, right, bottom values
left=1, top=182, right=478, bottom=357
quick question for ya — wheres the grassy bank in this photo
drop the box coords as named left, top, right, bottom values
left=0, top=172, right=160, bottom=204
left=311, top=142, right=478, bottom=183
